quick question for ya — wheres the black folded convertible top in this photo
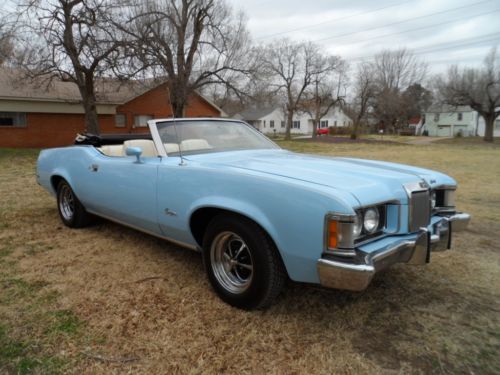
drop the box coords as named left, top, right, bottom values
left=74, top=133, right=152, bottom=147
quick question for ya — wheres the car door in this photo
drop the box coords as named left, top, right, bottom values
left=155, top=156, right=199, bottom=247
left=79, top=153, right=161, bottom=235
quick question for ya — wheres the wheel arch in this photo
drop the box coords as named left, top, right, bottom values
left=189, top=205, right=289, bottom=278
left=50, top=175, right=66, bottom=193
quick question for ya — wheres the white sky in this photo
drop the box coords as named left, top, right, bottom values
left=227, top=0, right=500, bottom=73
left=2, top=0, right=498, bottom=74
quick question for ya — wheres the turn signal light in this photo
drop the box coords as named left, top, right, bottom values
left=328, top=221, right=338, bottom=249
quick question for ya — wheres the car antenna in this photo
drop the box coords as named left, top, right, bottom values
left=170, top=105, right=186, bottom=166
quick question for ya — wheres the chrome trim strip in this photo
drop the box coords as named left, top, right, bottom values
left=447, top=212, right=471, bottom=232
left=324, top=212, right=357, bottom=257
left=318, top=230, right=428, bottom=291
left=87, top=209, right=199, bottom=251
left=432, top=184, right=457, bottom=191
left=317, top=211, right=470, bottom=291
left=147, top=120, right=167, bottom=157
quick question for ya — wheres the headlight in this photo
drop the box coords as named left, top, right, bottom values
left=353, top=212, right=362, bottom=238
left=433, top=188, right=456, bottom=209
left=363, top=208, right=379, bottom=233
left=444, top=189, right=455, bottom=207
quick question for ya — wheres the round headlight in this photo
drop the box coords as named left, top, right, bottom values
left=363, top=208, right=380, bottom=233
left=352, top=212, right=362, bottom=238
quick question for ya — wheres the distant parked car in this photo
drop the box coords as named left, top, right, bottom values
left=36, top=118, right=470, bottom=309
left=317, top=128, right=329, bottom=135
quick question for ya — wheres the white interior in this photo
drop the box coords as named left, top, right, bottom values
left=97, top=138, right=212, bottom=157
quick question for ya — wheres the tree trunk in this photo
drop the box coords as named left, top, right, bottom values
left=169, top=82, right=187, bottom=118
left=350, top=121, right=359, bottom=140
left=312, top=117, right=319, bottom=139
left=285, top=110, right=293, bottom=141
left=484, top=115, right=495, bottom=142
left=82, top=96, right=100, bottom=135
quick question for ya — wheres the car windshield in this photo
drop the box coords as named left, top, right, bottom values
left=155, top=119, right=280, bottom=155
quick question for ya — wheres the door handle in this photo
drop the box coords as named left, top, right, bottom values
left=89, top=164, right=99, bottom=172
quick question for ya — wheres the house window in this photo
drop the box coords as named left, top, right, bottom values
left=281, top=121, right=285, bottom=128
left=0, top=112, right=27, bottom=127
left=270, top=120, right=275, bottom=128
left=320, top=120, right=328, bottom=128
left=263, top=120, right=266, bottom=127
left=434, top=113, right=440, bottom=122
left=134, top=115, right=153, bottom=127
left=115, top=113, right=126, bottom=128
left=334, top=120, right=337, bottom=127
left=457, top=113, right=463, bottom=121
left=292, top=120, right=300, bottom=129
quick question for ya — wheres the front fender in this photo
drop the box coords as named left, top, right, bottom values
left=188, top=196, right=282, bottom=254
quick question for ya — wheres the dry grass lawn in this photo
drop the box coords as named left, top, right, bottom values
left=0, top=140, right=499, bottom=374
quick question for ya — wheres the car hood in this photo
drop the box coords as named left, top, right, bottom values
left=188, top=149, right=456, bottom=206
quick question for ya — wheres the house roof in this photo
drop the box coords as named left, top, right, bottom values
left=0, top=68, right=157, bottom=104
left=0, top=68, right=224, bottom=115
left=426, top=104, right=472, bottom=113
left=237, top=107, right=277, bottom=120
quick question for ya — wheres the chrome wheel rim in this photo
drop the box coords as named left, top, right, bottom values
left=59, top=185, right=75, bottom=221
left=210, top=232, right=254, bottom=294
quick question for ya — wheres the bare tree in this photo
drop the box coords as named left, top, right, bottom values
left=347, top=62, right=376, bottom=139
left=301, top=56, right=347, bottom=138
left=0, top=16, right=16, bottom=66
left=120, top=0, right=255, bottom=118
left=371, top=49, right=427, bottom=133
left=437, top=47, right=500, bottom=142
left=15, top=0, right=127, bottom=134
left=260, top=39, right=325, bottom=140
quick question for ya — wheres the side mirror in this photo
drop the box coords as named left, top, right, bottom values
left=125, top=146, right=143, bottom=163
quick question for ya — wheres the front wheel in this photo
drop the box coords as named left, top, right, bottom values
left=202, top=214, right=286, bottom=309
left=56, top=180, right=93, bottom=228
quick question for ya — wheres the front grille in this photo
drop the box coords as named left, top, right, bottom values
left=409, top=190, right=431, bottom=232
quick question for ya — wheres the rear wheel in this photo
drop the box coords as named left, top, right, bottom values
left=202, top=214, right=286, bottom=309
left=56, top=180, right=93, bottom=228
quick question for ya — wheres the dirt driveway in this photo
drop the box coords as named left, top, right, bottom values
left=1, top=143, right=499, bottom=374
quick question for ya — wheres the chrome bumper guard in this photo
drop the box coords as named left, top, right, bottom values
left=317, top=212, right=470, bottom=292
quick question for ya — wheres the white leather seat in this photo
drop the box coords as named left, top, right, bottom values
left=164, top=143, right=180, bottom=154
left=180, top=139, right=212, bottom=152
left=123, top=139, right=158, bottom=157
left=99, top=145, right=124, bottom=157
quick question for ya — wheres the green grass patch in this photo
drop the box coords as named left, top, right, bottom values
left=48, top=310, right=82, bottom=335
left=0, top=323, right=65, bottom=374
left=0, top=278, right=49, bottom=304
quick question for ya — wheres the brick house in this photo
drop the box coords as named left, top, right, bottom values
left=0, top=69, right=223, bottom=148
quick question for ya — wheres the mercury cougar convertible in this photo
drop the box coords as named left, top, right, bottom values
left=36, top=118, right=470, bottom=309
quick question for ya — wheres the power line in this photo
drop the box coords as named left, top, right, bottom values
left=347, top=34, right=500, bottom=62
left=256, top=0, right=414, bottom=40
left=334, top=10, right=500, bottom=47
left=314, top=0, right=494, bottom=43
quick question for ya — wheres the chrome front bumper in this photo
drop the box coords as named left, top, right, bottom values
left=317, top=212, right=471, bottom=292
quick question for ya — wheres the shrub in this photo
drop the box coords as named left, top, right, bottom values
left=328, top=126, right=352, bottom=136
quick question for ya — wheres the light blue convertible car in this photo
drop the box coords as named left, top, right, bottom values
left=36, top=118, right=470, bottom=309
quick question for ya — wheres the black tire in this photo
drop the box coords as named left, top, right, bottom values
left=202, top=214, right=286, bottom=310
left=56, top=180, right=93, bottom=228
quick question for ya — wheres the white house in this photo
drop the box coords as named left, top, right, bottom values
left=424, top=105, right=500, bottom=137
left=237, top=106, right=352, bottom=135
